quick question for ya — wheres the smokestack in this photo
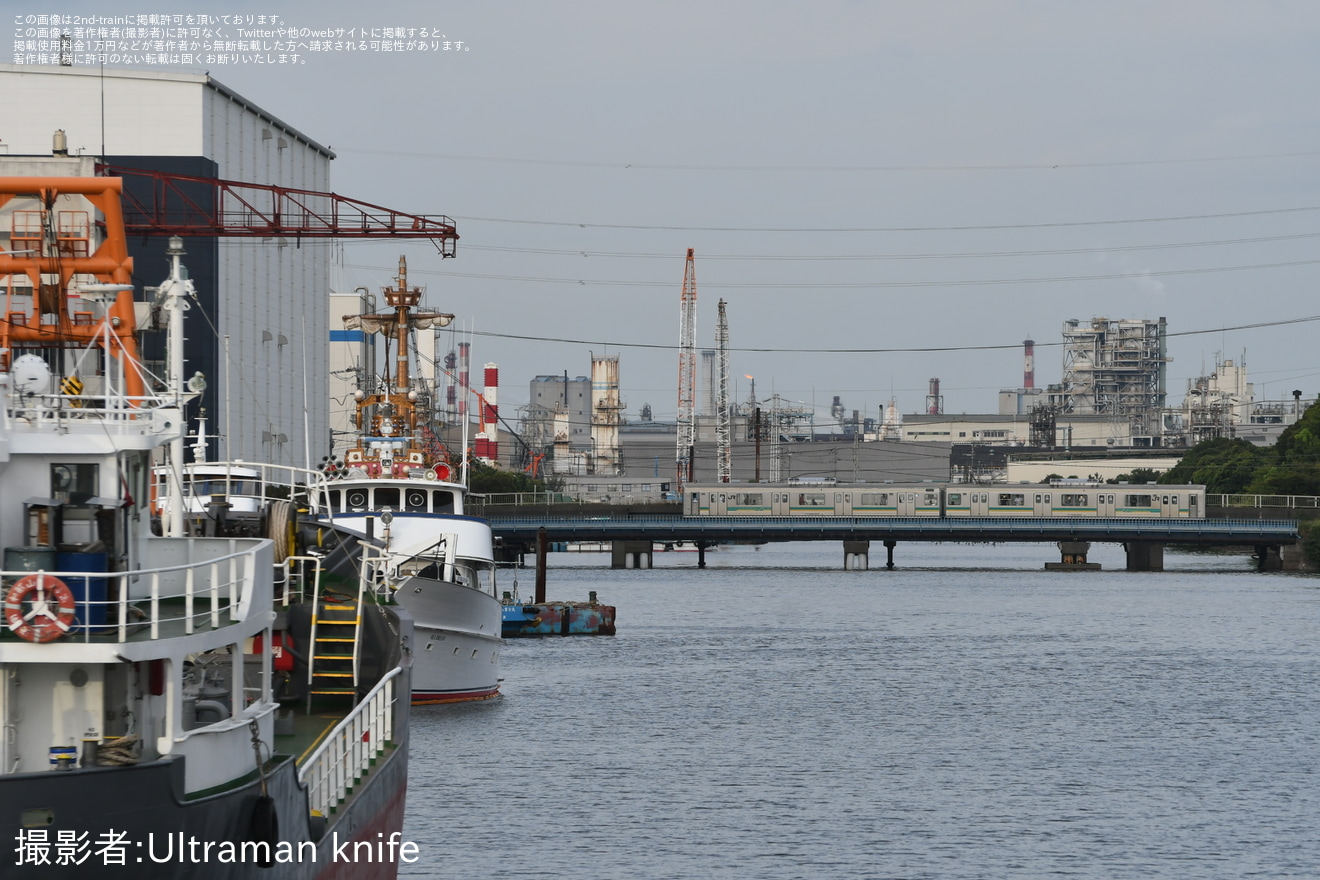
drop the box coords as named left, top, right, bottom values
left=1023, top=339, right=1035, bottom=389
left=457, top=341, right=470, bottom=420
left=444, top=350, right=457, bottom=419
left=926, top=378, right=942, bottom=415
left=475, top=363, right=499, bottom=462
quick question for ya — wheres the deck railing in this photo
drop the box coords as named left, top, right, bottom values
left=0, top=538, right=266, bottom=643
left=299, top=667, right=400, bottom=818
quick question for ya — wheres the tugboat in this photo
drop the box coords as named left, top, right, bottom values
left=312, top=257, right=502, bottom=705
left=0, top=177, right=413, bottom=878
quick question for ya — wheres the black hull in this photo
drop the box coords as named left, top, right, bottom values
left=4, top=611, right=415, bottom=880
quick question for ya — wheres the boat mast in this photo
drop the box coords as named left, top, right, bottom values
left=159, top=236, right=193, bottom=537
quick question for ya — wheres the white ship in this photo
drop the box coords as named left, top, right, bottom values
left=311, top=257, right=502, bottom=705
left=0, top=178, right=412, bottom=879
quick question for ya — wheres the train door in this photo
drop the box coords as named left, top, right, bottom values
left=1160, top=493, right=1182, bottom=518
left=771, top=492, right=787, bottom=516
left=1187, top=491, right=1201, bottom=519
left=836, top=492, right=853, bottom=515
left=1096, top=492, right=1116, bottom=516
left=687, top=492, right=700, bottom=516
left=712, top=492, right=729, bottom=515
left=896, top=492, right=915, bottom=516
left=1034, top=492, right=1053, bottom=516
left=970, top=491, right=989, bottom=516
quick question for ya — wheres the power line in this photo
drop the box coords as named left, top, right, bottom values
left=388, top=229, right=1320, bottom=262
left=335, top=146, right=1320, bottom=173
left=454, top=314, right=1320, bottom=355
left=345, top=257, right=1320, bottom=290
left=449, top=204, right=1320, bottom=233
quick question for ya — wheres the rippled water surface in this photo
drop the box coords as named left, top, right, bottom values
left=401, top=542, right=1320, bottom=879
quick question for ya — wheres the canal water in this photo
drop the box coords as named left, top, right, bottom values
left=402, top=542, right=1320, bottom=879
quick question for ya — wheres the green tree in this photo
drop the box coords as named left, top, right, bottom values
left=1157, top=437, right=1267, bottom=494
left=1109, top=467, right=1163, bottom=485
left=466, top=460, right=558, bottom=495
left=1244, top=401, right=1320, bottom=496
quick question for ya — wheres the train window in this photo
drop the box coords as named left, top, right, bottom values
left=1173, top=495, right=1179, bottom=505
left=798, top=493, right=827, bottom=507
left=1125, top=494, right=1152, bottom=508
left=737, top=493, right=763, bottom=506
left=1034, top=494, right=1042, bottom=504
left=1060, top=493, right=1087, bottom=507
left=1044, top=494, right=1051, bottom=503
left=998, top=493, right=1025, bottom=507
left=1162, top=495, right=1170, bottom=504
left=948, top=493, right=962, bottom=506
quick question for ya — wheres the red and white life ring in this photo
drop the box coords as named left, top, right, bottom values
left=4, top=574, right=77, bottom=643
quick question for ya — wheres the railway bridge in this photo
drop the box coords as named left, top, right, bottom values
left=484, top=512, right=1301, bottom=572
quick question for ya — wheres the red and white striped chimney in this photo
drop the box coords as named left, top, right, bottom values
left=1023, top=339, right=1035, bottom=389
left=475, top=363, right=499, bottom=462
left=457, top=341, right=471, bottom=419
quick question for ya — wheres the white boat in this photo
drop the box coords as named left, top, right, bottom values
left=310, top=257, right=502, bottom=705
left=0, top=178, right=413, bottom=878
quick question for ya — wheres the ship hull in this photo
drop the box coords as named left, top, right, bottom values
left=394, top=574, right=503, bottom=704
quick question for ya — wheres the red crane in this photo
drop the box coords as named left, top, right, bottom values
left=97, top=164, right=459, bottom=255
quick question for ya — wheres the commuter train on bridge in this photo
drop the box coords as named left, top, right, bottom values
left=684, top=481, right=1207, bottom=519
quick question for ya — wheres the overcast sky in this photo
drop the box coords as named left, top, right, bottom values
left=47, top=0, right=1320, bottom=421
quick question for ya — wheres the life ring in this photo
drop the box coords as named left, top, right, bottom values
left=4, top=574, right=77, bottom=643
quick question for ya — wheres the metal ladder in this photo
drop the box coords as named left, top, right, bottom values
left=305, top=554, right=370, bottom=711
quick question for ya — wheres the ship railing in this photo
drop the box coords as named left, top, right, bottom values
left=276, top=554, right=324, bottom=606
left=3, top=390, right=175, bottom=428
left=0, top=538, right=267, bottom=644
left=1209, top=493, right=1320, bottom=510
left=161, top=459, right=327, bottom=508
left=299, top=666, right=400, bottom=818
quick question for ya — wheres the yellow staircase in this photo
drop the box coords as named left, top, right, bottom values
left=305, top=566, right=367, bottom=710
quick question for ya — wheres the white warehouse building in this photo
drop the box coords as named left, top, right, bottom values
left=0, top=63, right=334, bottom=467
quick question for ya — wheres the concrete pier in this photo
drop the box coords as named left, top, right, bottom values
left=611, top=540, right=653, bottom=569
left=1124, top=541, right=1164, bottom=572
left=1255, top=544, right=1283, bottom=572
left=843, top=540, right=870, bottom=571
left=1045, top=541, right=1102, bottom=571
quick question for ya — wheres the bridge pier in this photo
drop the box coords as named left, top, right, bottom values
left=611, top=540, right=653, bottom=569
left=1255, top=544, right=1283, bottom=572
left=1045, top=541, right=1102, bottom=571
left=884, top=540, right=897, bottom=570
left=844, top=540, right=869, bottom=571
left=696, top=541, right=708, bottom=569
left=1124, top=541, right=1164, bottom=572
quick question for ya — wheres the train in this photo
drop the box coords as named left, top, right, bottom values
left=683, top=480, right=1207, bottom=519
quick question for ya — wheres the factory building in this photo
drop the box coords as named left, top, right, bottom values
left=0, top=63, right=333, bottom=466
left=1046, top=317, right=1169, bottom=445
